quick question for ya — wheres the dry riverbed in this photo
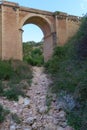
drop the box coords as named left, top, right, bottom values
left=0, top=67, right=73, bottom=130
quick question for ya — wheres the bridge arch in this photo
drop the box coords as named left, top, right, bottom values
left=19, top=14, right=54, bottom=34
left=19, top=14, right=55, bottom=61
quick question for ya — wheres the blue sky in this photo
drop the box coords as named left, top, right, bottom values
left=8, top=0, right=87, bottom=42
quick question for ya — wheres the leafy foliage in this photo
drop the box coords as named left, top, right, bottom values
left=0, top=60, right=32, bottom=101
left=0, top=60, right=14, bottom=80
left=23, top=41, right=44, bottom=66
left=0, top=104, right=10, bottom=123
left=11, top=113, right=21, bottom=124
left=45, top=17, right=87, bottom=130
left=0, top=81, right=4, bottom=95
left=3, top=86, right=25, bottom=101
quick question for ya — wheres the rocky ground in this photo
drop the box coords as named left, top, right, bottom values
left=0, top=67, right=73, bottom=130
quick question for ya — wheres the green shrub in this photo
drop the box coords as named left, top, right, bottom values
left=0, top=60, right=33, bottom=101
left=13, top=61, right=32, bottom=80
left=67, top=110, right=82, bottom=130
left=67, top=101, right=87, bottom=130
left=26, top=48, right=44, bottom=66
left=46, top=94, right=52, bottom=112
left=11, top=113, right=21, bottom=124
left=0, top=81, right=4, bottom=95
left=75, top=80, right=87, bottom=102
left=53, top=46, right=66, bottom=58
left=44, top=56, right=60, bottom=74
left=4, top=86, right=25, bottom=101
left=0, top=104, right=10, bottom=123
left=0, top=60, right=13, bottom=80
left=0, top=105, right=5, bottom=123
left=31, top=48, right=42, bottom=56
left=45, top=17, right=87, bottom=130
left=23, top=41, right=44, bottom=66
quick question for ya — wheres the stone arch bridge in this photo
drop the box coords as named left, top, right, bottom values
left=0, top=1, right=81, bottom=61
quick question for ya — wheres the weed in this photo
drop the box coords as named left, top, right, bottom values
left=11, top=113, right=21, bottom=124
left=0, top=60, right=14, bottom=80
left=3, top=86, right=25, bottom=101
left=0, top=104, right=10, bottom=123
left=0, top=81, right=4, bottom=95
left=46, top=94, right=52, bottom=112
left=0, top=60, right=33, bottom=101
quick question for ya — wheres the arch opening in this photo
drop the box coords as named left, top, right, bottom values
left=22, top=23, right=44, bottom=66
left=22, top=24, right=44, bottom=43
left=20, top=15, right=54, bottom=61
left=22, top=16, right=52, bottom=37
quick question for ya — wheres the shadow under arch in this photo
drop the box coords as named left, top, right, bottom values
left=20, top=14, right=55, bottom=61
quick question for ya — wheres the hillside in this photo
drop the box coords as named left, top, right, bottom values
left=45, top=17, right=87, bottom=130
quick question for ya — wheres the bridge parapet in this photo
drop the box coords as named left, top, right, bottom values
left=54, top=11, right=81, bottom=22
left=0, top=1, right=19, bottom=7
left=20, top=6, right=53, bottom=16
left=67, top=15, right=81, bottom=22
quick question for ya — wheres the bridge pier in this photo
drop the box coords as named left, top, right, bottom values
left=43, top=32, right=57, bottom=61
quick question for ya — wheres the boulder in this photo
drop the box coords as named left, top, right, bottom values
left=18, top=96, right=24, bottom=105
left=24, top=97, right=30, bottom=107
left=57, top=126, right=65, bottom=130
left=10, top=125, right=16, bottom=130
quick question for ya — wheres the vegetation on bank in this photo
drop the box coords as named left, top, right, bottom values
left=23, top=41, right=44, bottom=66
left=0, top=60, right=33, bottom=122
left=45, top=17, right=87, bottom=130
left=0, top=41, right=43, bottom=122
left=0, top=60, right=32, bottom=101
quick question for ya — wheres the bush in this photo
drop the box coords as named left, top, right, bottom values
left=12, top=60, right=32, bottom=80
left=67, top=110, right=82, bottom=130
left=4, top=86, right=25, bottom=101
left=0, top=60, right=13, bottom=80
left=75, top=80, right=87, bottom=102
left=45, top=17, right=87, bottom=130
left=11, top=113, right=21, bottom=124
left=31, top=48, right=42, bottom=56
left=53, top=46, right=66, bottom=58
left=0, top=81, right=4, bottom=95
left=23, top=42, right=44, bottom=66
left=0, top=104, right=10, bottom=123
left=0, top=60, right=33, bottom=102
left=75, top=17, right=87, bottom=60
left=26, top=48, right=44, bottom=66
left=0, top=60, right=33, bottom=83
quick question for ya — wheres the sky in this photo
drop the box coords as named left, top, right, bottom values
left=8, top=0, right=87, bottom=42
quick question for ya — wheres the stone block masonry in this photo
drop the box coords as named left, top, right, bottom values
left=0, top=1, right=81, bottom=61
